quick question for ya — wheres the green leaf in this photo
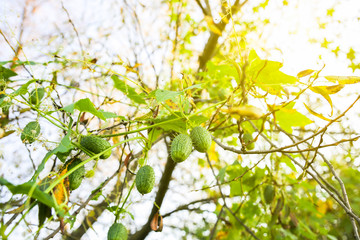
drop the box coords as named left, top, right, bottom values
left=63, top=98, right=106, bottom=120
left=98, top=110, right=126, bottom=120
left=154, top=113, right=187, bottom=134
left=183, top=84, right=203, bottom=91
left=0, top=65, right=17, bottom=80
left=275, top=102, right=313, bottom=133
left=111, top=75, right=146, bottom=104
left=0, top=178, right=57, bottom=210
left=204, top=61, right=239, bottom=82
left=54, top=133, right=73, bottom=162
left=189, top=115, right=208, bottom=126
left=247, top=50, right=297, bottom=95
left=217, top=166, right=227, bottom=183
left=153, top=89, right=181, bottom=103
left=11, top=79, right=37, bottom=97
left=281, top=156, right=297, bottom=172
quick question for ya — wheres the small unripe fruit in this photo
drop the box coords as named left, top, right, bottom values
left=85, top=170, right=95, bottom=178
left=107, top=223, right=128, bottom=240
left=263, top=184, right=275, bottom=204
left=21, top=121, right=40, bottom=144
left=67, top=158, right=85, bottom=190
left=190, top=126, right=212, bottom=153
left=135, top=165, right=155, bottom=195
left=243, top=133, right=255, bottom=150
left=80, top=135, right=112, bottom=159
left=29, top=88, right=45, bottom=105
left=170, top=134, right=192, bottom=163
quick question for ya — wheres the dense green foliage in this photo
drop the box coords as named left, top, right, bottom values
left=0, top=1, right=359, bottom=240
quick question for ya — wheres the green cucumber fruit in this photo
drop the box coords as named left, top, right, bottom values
left=243, top=133, right=255, bottom=150
left=29, top=87, right=45, bottom=105
left=135, top=165, right=155, bottom=195
left=264, top=184, right=275, bottom=204
left=107, top=223, right=128, bottom=240
left=190, top=126, right=212, bottom=153
left=67, top=158, right=85, bottom=190
left=21, top=121, right=40, bottom=144
left=170, top=134, right=193, bottom=163
left=80, top=135, right=112, bottom=159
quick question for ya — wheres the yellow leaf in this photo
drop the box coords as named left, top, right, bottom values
left=297, top=69, right=315, bottom=78
left=208, top=142, right=218, bottom=162
left=323, top=84, right=344, bottom=94
left=53, top=163, right=71, bottom=206
left=303, top=104, right=332, bottom=122
left=325, top=76, right=360, bottom=84
left=216, top=230, right=229, bottom=239
left=316, top=200, right=328, bottom=217
left=221, top=105, right=263, bottom=119
left=310, top=86, right=333, bottom=115
left=164, top=99, right=177, bottom=109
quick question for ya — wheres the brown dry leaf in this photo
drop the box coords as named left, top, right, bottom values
left=289, top=212, right=298, bottom=227
left=150, top=210, right=163, bottom=232
left=123, top=151, right=132, bottom=167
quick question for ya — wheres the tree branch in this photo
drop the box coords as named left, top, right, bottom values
left=198, top=0, right=248, bottom=71
left=129, top=153, right=176, bottom=240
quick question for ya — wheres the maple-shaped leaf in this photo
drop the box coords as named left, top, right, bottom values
left=247, top=50, right=297, bottom=96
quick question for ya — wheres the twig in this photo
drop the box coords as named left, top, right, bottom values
left=209, top=205, right=224, bottom=240
left=205, top=153, right=260, bottom=239
left=61, top=1, right=85, bottom=60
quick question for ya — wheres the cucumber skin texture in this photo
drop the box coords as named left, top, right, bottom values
left=80, top=135, right=112, bottom=159
left=67, top=158, right=85, bottom=190
left=190, top=126, right=212, bottom=153
left=171, top=134, right=193, bottom=163
left=21, top=121, right=40, bottom=143
left=107, top=223, right=128, bottom=240
left=136, top=165, right=155, bottom=195
left=243, top=133, right=255, bottom=150
left=264, top=185, right=275, bottom=204
left=29, top=88, right=45, bottom=105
